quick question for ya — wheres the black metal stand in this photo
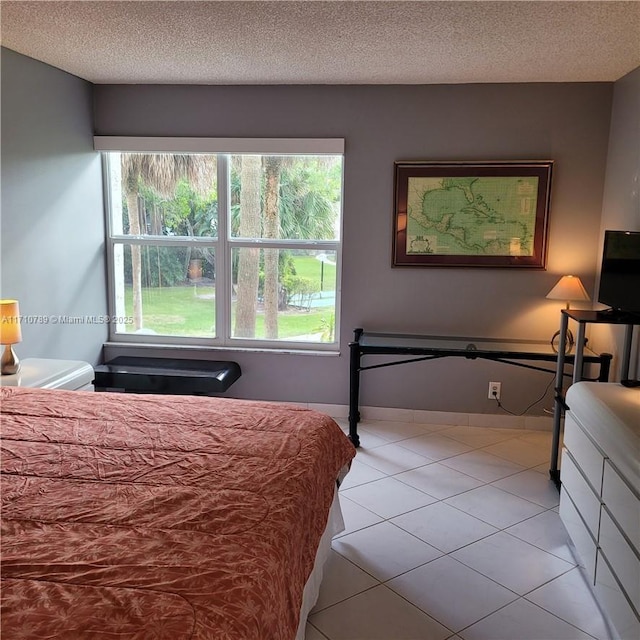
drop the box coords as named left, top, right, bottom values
left=348, top=329, right=363, bottom=447
left=348, top=328, right=613, bottom=449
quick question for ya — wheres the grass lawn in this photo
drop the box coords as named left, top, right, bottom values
left=290, top=254, right=336, bottom=291
left=122, top=283, right=335, bottom=340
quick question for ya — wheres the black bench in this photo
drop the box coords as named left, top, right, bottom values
left=94, top=356, right=241, bottom=395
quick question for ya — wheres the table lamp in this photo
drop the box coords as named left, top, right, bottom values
left=0, top=299, right=22, bottom=375
left=546, top=275, right=590, bottom=351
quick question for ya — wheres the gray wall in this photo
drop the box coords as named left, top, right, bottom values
left=592, top=66, right=640, bottom=379
left=93, top=82, right=613, bottom=413
left=1, top=48, right=107, bottom=365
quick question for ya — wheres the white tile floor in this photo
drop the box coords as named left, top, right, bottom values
left=306, top=418, right=617, bottom=640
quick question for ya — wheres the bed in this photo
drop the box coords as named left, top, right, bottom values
left=0, top=387, right=355, bottom=639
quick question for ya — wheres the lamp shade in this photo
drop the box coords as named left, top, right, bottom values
left=546, top=276, right=590, bottom=303
left=0, top=300, right=22, bottom=345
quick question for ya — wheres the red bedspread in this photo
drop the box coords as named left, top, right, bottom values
left=0, top=387, right=355, bottom=639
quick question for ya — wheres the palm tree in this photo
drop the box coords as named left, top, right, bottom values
left=278, top=159, right=338, bottom=241
left=234, top=155, right=262, bottom=337
left=263, top=156, right=282, bottom=339
left=121, top=154, right=212, bottom=330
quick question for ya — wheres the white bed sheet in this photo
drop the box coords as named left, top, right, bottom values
left=295, top=484, right=346, bottom=639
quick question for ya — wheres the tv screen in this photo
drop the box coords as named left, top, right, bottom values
left=598, top=230, right=640, bottom=317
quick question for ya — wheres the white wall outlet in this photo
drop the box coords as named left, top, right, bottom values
left=488, top=381, right=502, bottom=400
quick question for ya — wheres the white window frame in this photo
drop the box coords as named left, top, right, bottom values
left=96, top=137, right=344, bottom=352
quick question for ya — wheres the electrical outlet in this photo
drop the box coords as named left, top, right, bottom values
left=488, top=381, right=501, bottom=400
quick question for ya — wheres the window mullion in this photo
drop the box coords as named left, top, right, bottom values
left=216, top=155, right=231, bottom=345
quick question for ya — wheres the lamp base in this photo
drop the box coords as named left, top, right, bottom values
left=1, top=344, right=20, bottom=375
left=550, top=329, right=575, bottom=354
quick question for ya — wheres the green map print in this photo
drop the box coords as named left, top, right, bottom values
left=406, top=176, right=539, bottom=256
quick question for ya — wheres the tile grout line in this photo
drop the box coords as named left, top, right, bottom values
left=314, top=421, right=604, bottom=640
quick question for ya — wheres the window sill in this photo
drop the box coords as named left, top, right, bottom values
left=102, top=341, right=341, bottom=357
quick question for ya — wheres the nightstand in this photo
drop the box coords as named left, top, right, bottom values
left=0, top=358, right=94, bottom=390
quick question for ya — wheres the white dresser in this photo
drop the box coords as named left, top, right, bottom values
left=559, top=382, right=639, bottom=640
left=0, top=358, right=94, bottom=391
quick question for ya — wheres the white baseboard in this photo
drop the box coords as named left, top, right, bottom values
left=305, top=402, right=553, bottom=431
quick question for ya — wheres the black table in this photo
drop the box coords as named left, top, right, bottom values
left=348, top=328, right=611, bottom=447
left=94, top=356, right=241, bottom=395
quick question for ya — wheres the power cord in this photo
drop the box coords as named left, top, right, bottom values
left=491, top=374, right=555, bottom=416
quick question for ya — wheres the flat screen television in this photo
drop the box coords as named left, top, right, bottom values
left=598, top=230, right=640, bottom=317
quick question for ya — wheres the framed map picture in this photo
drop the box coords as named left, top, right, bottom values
left=393, top=160, right=553, bottom=268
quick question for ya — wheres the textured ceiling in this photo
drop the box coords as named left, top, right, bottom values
left=1, top=1, right=639, bottom=85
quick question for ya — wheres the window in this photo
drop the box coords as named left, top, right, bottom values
left=97, top=137, right=344, bottom=350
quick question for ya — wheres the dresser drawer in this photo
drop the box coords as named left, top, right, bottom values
left=559, top=485, right=597, bottom=580
left=599, top=509, right=640, bottom=610
left=602, top=460, right=640, bottom=553
left=560, top=448, right=601, bottom=540
left=595, top=550, right=640, bottom=640
left=563, top=413, right=605, bottom=495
